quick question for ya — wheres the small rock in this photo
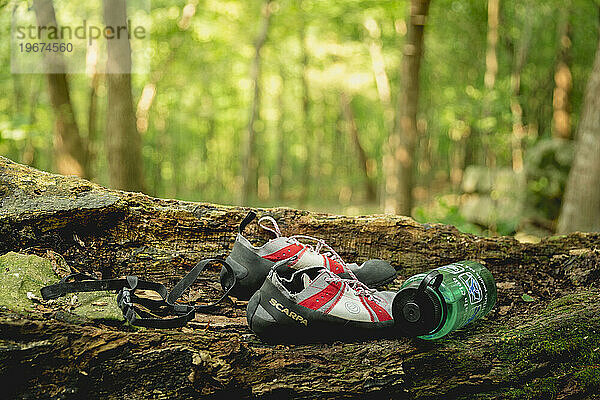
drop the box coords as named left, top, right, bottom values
left=498, top=306, right=511, bottom=315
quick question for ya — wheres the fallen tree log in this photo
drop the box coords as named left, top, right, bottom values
left=0, top=155, right=599, bottom=399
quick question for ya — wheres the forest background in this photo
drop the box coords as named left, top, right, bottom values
left=2, top=0, right=599, bottom=238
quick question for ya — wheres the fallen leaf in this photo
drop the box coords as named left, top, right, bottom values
left=522, top=294, right=535, bottom=302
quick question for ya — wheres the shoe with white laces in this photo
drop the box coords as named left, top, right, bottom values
left=246, top=265, right=397, bottom=342
left=220, top=212, right=397, bottom=300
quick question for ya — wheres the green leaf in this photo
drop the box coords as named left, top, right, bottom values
left=522, top=294, right=535, bottom=302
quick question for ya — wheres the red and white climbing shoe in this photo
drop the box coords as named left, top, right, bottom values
left=220, top=212, right=396, bottom=300
left=246, top=265, right=397, bottom=342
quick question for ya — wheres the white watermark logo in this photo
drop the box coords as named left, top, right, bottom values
left=11, top=0, right=151, bottom=74
left=15, top=19, right=147, bottom=46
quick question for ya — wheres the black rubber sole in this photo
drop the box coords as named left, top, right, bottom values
left=367, top=273, right=398, bottom=289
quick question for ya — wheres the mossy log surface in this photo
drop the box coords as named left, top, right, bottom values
left=1, top=156, right=599, bottom=399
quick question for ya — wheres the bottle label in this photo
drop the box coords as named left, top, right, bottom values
left=435, top=261, right=494, bottom=330
left=466, top=304, right=482, bottom=323
left=438, top=264, right=465, bottom=274
left=458, top=272, right=483, bottom=304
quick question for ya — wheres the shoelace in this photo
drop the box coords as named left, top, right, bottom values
left=258, top=216, right=358, bottom=280
left=321, top=269, right=378, bottom=302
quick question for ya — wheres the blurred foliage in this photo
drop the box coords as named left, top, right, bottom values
left=414, top=196, right=484, bottom=236
left=0, top=0, right=599, bottom=236
left=525, top=139, right=574, bottom=222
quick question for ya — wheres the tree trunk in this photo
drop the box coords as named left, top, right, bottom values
left=463, top=0, right=501, bottom=172
left=557, top=35, right=600, bottom=233
left=2, top=156, right=600, bottom=399
left=509, top=5, right=532, bottom=173
left=33, top=0, right=89, bottom=178
left=387, top=0, right=431, bottom=216
left=0, top=157, right=600, bottom=399
left=341, top=93, right=377, bottom=202
left=484, top=0, right=499, bottom=91
left=552, top=6, right=573, bottom=140
left=275, top=65, right=286, bottom=201
left=23, top=77, right=43, bottom=167
left=241, top=0, right=273, bottom=205
left=103, top=0, right=145, bottom=192
left=482, top=0, right=500, bottom=168
left=299, top=14, right=312, bottom=207
left=364, top=17, right=394, bottom=211
left=87, top=50, right=101, bottom=181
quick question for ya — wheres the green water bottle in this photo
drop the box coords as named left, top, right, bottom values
left=392, top=261, right=497, bottom=340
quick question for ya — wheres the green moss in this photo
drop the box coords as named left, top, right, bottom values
left=505, top=365, right=600, bottom=399
left=495, top=290, right=600, bottom=398
left=65, top=291, right=122, bottom=321
left=503, top=376, right=565, bottom=400
left=0, top=252, right=58, bottom=313
left=573, top=366, right=600, bottom=390
left=546, top=293, right=583, bottom=310
left=0, top=252, right=121, bottom=321
left=500, top=324, right=600, bottom=369
left=521, top=376, right=560, bottom=400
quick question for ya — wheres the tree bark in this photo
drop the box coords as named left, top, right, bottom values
left=241, top=0, right=273, bottom=205
left=1, top=156, right=600, bottom=399
left=33, top=0, right=89, bottom=178
left=103, top=0, right=145, bottom=192
left=387, top=0, right=431, bottom=216
left=557, top=35, right=600, bottom=233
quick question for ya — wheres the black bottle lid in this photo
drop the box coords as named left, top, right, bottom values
left=393, top=270, right=445, bottom=337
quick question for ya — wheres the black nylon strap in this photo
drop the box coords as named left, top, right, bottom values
left=167, top=258, right=236, bottom=311
left=40, top=258, right=237, bottom=329
left=116, top=287, right=195, bottom=328
left=41, top=273, right=132, bottom=299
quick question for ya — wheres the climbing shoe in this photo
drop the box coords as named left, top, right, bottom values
left=246, top=265, right=397, bottom=342
left=220, top=211, right=397, bottom=300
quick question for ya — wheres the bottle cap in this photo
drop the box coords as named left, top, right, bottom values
left=393, top=270, right=445, bottom=337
